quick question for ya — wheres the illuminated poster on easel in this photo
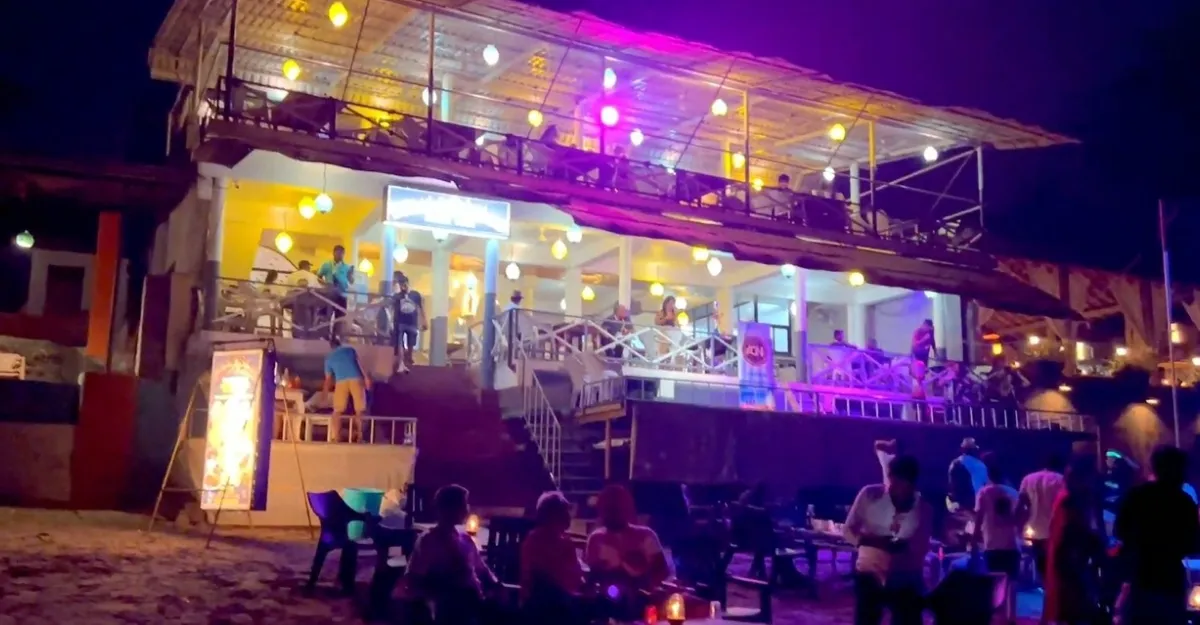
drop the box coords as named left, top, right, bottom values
left=202, top=348, right=276, bottom=511
left=738, top=322, right=776, bottom=410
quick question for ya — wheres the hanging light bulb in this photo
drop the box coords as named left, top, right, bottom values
left=282, top=59, right=301, bottom=81
left=465, top=273, right=478, bottom=290
left=710, top=98, right=728, bottom=116
left=676, top=311, right=690, bottom=326
left=527, top=110, right=544, bottom=128
left=550, top=238, right=568, bottom=260
left=274, top=231, right=294, bottom=254
left=328, top=1, right=349, bottom=27
left=298, top=196, right=317, bottom=219
left=752, top=177, right=764, bottom=191
left=505, top=261, right=521, bottom=280
left=650, top=282, right=664, bottom=297
left=691, top=247, right=710, bottom=262
left=600, top=106, right=620, bottom=128
left=421, top=87, right=438, bottom=107
left=565, top=226, right=583, bottom=244
left=629, top=128, right=644, bottom=146
left=482, top=44, right=500, bottom=67
left=822, top=166, right=836, bottom=182
left=603, top=67, right=617, bottom=90
left=581, top=286, right=596, bottom=301
left=780, top=263, right=797, bottom=278
left=828, top=123, right=847, bottom=142
left=676, top=297, right=688, bottom=311
left=393, top=244, right=409, bottom=264
left=14, top=230, right=34, bottom=250
left=922, top=146, right=940, bottom=163
left=315, top=193, right=334, bottom=214
left=707, top=256, right=723, bottom=276
left=848, top=271, right=866, bottom=287
left=358, top=258, right=374, bottom=277
left=731, top=152, right=746, bottom=169
left=559, top=298, right=567, bottom=311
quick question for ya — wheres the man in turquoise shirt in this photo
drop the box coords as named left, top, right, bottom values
left=318, top=245, right=353, bottom=340
left=323, top=339, right=371, bottom=442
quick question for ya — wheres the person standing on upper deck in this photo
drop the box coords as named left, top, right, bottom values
left=910, top=318, right=936, bottom=399
left=317, top=245, right=353, bottom=341
left=392, top=272, right=426, bottom=374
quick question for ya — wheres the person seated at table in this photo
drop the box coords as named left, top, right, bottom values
left=585, top=485, right=670, bottom=596
left=520, top=492, right=586, bottom=620
left=404, top=485, right=500, bottom=621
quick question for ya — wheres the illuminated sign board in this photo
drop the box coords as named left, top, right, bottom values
left=202, top=348, right=275, bottom=511
left=738, top=322, right=776, bottom=410
left=384, top=185, right=511, bottom=239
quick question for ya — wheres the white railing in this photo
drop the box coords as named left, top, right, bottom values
left=205, top=277, right=397, bottom=345
left=622, top=377, right=1094, bottom=433
left=518, top=344, right=562, bottom=486
left=271, top=414, right=418, bottom=446
left=805, top=344, right=991, bottom=402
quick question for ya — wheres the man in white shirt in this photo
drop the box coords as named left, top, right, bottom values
left=975, top=460, right=1026, bottom=624
left=844, top=454, right=933, bottom=625
left=1017, top=453, right=1066, bottom=580
left=286, top=260, right=321, bottom=288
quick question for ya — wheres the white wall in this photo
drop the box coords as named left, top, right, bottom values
left=869, top=292, right=933, bottom=354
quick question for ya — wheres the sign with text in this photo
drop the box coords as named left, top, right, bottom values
left=737, top=322, right=776, bottom=410
left=384, top=185, right=511, bottom=239
left=202, top=348, right=275, bottom=511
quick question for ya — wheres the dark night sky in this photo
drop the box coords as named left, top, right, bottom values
left=2, top=0, right=1199, bottom=277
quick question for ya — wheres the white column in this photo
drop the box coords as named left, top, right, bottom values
left=439, top=75, right=452, bottom=122
left=617, top=237, right=633, bottom=308
left=847, top=303, right=868, bottom=348
left=792, top=269, right=809, bottom=381
left=380, top=225, right=396, bottom=294
left=480, top=238, right=500, bottom=388
left=849, top=162, right=861, bottom=209
left=716, top=288, right=734, bottom=335
left=203, top=176, right=228, bottom=325
left=429, top=243, right=451, bottom=366
left=564, top=266, right=583, bottom=317
left=933, top=293, right=964, bottom=361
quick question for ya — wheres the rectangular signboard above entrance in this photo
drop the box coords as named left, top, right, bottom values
left=384, top=185, right=511, bottom=239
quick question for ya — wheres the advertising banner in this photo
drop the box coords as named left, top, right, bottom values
left=203, top=348, right=276, bottom=511
left=385, top=185, right=511, bottom=239
left=737, top=322, right=776, bottom=410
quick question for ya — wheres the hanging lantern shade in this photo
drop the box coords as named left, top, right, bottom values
left=707, top=256, right=723, bottom=277
left=505, top=262, right=521, bottom=280
left=274, top=231, right=294, bottom=254
left=650, top=282, right=664, bottom=297
left=393, top=244, right=409, bottom=264
left=550, top=239, right=568, bottom=260
left=358, top=258, right=374, bottom=277
left=298, top=196, right=317, bottom=219
left=581, top=286, right=596, bottom=301
left=328, top=1, right=349, bottom=27
left=282, top=59, right=301, bottom=81
left=315, top=193, right=334, bottom=213
left=14, top=230, right=34, bottom=249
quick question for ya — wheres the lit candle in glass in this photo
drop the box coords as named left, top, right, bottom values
left=465, top=514, right=480, bottom=535
left=1190, top=585, right=1200, bottom=610
left=666, top=592, right=685, bottom=624
left=1023, top=525, right=1034, bottom=542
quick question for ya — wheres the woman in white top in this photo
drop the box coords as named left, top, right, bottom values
left=974, top=459, right=1026, bottom=624
left=843, top=454, right=933, bottom=625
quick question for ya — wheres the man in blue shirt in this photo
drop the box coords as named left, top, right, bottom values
left=317, top=245, right=353, bottom=340
left=323, top=339, right=371, bottom=442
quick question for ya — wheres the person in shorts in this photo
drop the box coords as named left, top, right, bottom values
left=323, top=339, right=370, bottom=442
left=391, top=273, right=426, bottom=373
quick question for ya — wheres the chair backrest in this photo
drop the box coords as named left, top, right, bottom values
left=367, top=517, right=418, bottom=569
left=307, top=490, right=358, bottom=546
left=405, top=483, right=434, bottom=525
left=484, top=515, right=536, bottom=584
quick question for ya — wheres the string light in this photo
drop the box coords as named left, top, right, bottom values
left=710, top=99, right=728, bottom=116
left=282, top=59, right=301, bottom=81
left=828, top=123, right=847, bottom=142
left=274, top=231, right=293, bottom=254
left=328, top=1, right=349, bottom=27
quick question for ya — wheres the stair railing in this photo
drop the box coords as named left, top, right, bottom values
left=516, top=342, right=562, bottom=487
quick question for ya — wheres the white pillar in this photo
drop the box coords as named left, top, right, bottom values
left=480, top=238, right=500, bottom=388
left=792, top=269, right=809, bottom=381
left=429, top=243, right=451, bottom=366
left=849, top=162, right=861, bottom=209
left=933, top=293, right=964, bottom=361
left=439, top=75, right=452, bottom=122
left=380, top=225, right=396, bottom=294
left=716, top=288, right=734, bottom=335
left=564, top=266, right=583, bottom=317
left=617, top=237, right=633, bottom=308
left=203, top=176, right=228, bottom=325
left=931, top=294, right=948, bottom=360
left=847, top=303, right=868, bottom=348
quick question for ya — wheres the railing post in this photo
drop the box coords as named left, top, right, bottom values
left=223, top=0, right=238, bottom=117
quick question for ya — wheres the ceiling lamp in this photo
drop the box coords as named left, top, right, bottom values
left=550, top=238, right=568, bottom=260
left=822, top=166, right=836, bottom=183
left=847, top=271, right=866, bottom=287
left=600, top=105, right=620, bottom=128
left=358, top=258, right=374, bottom=277
left=923, top=146, right=939, bottom=163
left=650, top=282, right=664, bottom=297
left=432, top=229, right=449, bottom=242
left=676, top=297, right=688, bottom=310
left=1192, top=356, right=1200, bottom=367
left=691, top=247, right=710, bottom=262
left=1115, top=345, right=1129, bottom=357
left=752, top=177, right=764, bottom=192
left=780, top=263, right=797, bottom=278
left=559, top=298, right=567, bottom=311
left=565, top=226, right=583, bottom=244
left=710, top=98, right=728, bottom=117
left=421, top=87, right=438, bottom=107
left=465, top=273, right=478, bottom=290
left=14, top=230, right=33, bottom=250
left=603, top=67, right=617, bottom=90
left=393, top=244, right=409, bottom=264
left=731, top=152, right=745, bottom=169
left=505, top=261, right=521, bottom=280
left=676, top=311, right=690, bottom=327
left=282, top=59, right=301, bottom=81
left=274, top=231, right=294, bottom=254
left=581, top=286, right=596, bottom=301
left=630, top=128, right=644, bottom=146
left=298, top=196, right=317, bottom=219
left=828, top=123, right=847, bottom=142
left=706, top=256, right=722, bottom=277
left=527, top=110, right=544, bottom=128
left=315, top=193, right=334, bottom=214
left=328, top=1, right=349, bottom=27
left=482, top=44, right=500, bottom=67
left=1028, top=335, right=1041, bottom=346
left=991, top=343, right=1004, bottom=356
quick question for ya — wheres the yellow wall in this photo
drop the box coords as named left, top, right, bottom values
left=220, top=180, right=381, bottom=279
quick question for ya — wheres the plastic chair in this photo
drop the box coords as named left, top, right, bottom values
left=305, top=490, right=370, bottom=595
left=483, top=516, right=536, bottom=585
left=363, top=517, right=419, bottom=621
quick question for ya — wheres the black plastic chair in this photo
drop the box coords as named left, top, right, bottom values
left=305, top=490, right=370, bottom=595
left=404, top=483, right=435, bottom=526
left=364, top=517, right=419, bottom=621
left=483, top=516, right=536, bottom=585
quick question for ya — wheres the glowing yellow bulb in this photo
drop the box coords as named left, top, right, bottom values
left=650, top=282, right=664, bottom=297
left=828, top=123, right=847, bottom=142
left=847, top=271, right=865, bottom=287
left=282, top=59, right=301, bottom=81
left=1028, top=335, right=1041, bottom=346
left=991, top=343, right=1003, bottom=356
left=358, top=258, right=374, bottom=277
left=731, top=152, right=745, bottom=169
left=550, top=238, right=567, bottom=260
left=298, top=196, right=317, bottom=220
left=691, top=247, right=710, bottom=262
left=527, top=110, right=544, bottom=128
left=465, top=514, right=480, bottom=534
left=328, top=1, right=349, bottom=28
left=676, top=311, right=690, bottom=326
left=711, top=99, right=728, bottom=116
left=274, top=231, right=293, bottom=254
left=752, top=177, right=764, bottom=191
left=581, top=286, right=595, bottom=301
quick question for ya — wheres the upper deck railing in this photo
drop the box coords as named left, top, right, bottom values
left=199, top=78, right=978, bottom=253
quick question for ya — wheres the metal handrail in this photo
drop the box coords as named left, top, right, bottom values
left=517, top=342, right=562, bottom=486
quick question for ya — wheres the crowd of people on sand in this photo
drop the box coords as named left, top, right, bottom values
left=861, top=437, right=1200, bottom=625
